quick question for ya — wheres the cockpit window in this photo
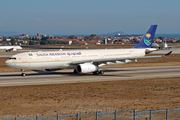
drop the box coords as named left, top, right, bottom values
left=8, top=57, right=16, bottom=60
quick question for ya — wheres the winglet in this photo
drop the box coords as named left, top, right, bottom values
left=164, top=51, right=172, bottom=56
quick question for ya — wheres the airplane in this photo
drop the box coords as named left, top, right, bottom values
left=159, top=39, right=169, bottom=49
left=5, top=25, right=172, bottom=76
left=158, top=39, right=180, bottom=49
left=158, top=39, right=175, bottom=49
left=0, top=46, right=22, bottom=52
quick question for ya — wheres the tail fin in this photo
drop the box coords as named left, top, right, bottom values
left=133, top=25, right=157, bottom=48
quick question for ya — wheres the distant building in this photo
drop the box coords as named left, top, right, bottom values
left=103, top=38, right=107, bottom=44
left=6, top=39, right=11, bottom=41
left=36, top=33, right=46, bottom=39
left=37, top=33, right=40, bottom=37
left=19, top=34, right=29, bottom=39
left=48, top=36, right=54, bottom=39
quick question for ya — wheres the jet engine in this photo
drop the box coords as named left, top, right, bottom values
left=13, top=48, right=17, bottom=51
left=76, top=63, right=98, bottom=73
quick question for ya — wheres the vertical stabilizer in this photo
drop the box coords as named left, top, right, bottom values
left=133, top=25, right=157, bottom=48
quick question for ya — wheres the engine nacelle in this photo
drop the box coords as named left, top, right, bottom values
left=145, top=48, right=157, bottom=54
left=13, top=48, right=17, bottom=51
left=76, top=63, right=98, bottom=73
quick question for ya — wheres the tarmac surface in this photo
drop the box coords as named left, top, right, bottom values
left=0, top=65, right=179, bottom=87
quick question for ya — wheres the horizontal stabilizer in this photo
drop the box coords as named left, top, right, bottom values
left=164, top=51, right=172, bottom=57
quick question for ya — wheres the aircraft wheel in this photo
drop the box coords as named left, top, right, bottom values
left=93, top=71, right=99, bottom=75
left=99, top=70, right=104, bottom=75
left=21, top=73, right=25, bottom=77
left=74, top=69, right=78, bottom=74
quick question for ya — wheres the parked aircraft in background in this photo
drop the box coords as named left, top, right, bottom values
left=156, top=39, right=180, bottom=50
left=159, top=39, right=172, bottom=49
left=0, top=46, right=22, bottom=52
left=5, top=25, right=172, bottom=76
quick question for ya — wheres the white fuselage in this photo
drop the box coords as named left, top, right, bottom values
left=5, top=49, right=146, bottom=70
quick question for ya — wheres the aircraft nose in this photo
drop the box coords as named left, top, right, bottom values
left=5, top=59, right=12, bottom=66
left=5, top=59, right=9, bottom=65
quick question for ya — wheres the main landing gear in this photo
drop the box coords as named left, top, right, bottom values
left=93, top=70, right=104, bottom=75
left=74, top=69, right=78, bottom=74
left=21, top=69, right=25, bottom=77
left=6, top=50, right=12, bottom=52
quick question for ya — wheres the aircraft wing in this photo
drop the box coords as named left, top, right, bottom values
left=4, top=48, right=13, bottom=50
left=71, top=51, right=172, bottom=65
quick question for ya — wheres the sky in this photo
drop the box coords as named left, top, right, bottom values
left=0, top=0, right=180, bottom=35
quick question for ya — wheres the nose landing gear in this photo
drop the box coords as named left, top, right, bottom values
left=21, top=69, right=25, bottom=77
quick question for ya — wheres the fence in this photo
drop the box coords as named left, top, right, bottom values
left=135, top=108, right=180, bottom=120
left=1, top=108, right=180, bottom=120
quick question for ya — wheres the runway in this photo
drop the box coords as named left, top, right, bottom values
left=0, top=65, right=179, bottom=87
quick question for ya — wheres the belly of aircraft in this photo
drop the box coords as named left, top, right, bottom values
left=7, top=62, right=70, bottom=70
